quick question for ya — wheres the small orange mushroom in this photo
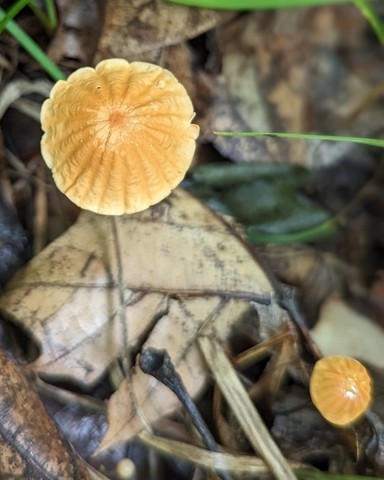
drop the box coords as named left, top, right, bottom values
left=40, top=58, right=199, bottom=215
left=309, top=355, right=372, bottom=427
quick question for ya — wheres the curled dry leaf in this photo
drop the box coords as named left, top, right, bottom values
left=0, top=349, right=89, bottom=479
left=0, top=189, right=274, bottom=449
left=95, top=0, right=234, bottom=63
left=210, top=6, right=380, bottom=166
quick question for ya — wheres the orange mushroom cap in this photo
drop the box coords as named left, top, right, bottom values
left=40, top=59, right=199, bottom=215
left=309, top=355, right=372, bottom=427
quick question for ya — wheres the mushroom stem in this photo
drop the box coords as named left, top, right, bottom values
left=111, top=216, right=131, bottom=377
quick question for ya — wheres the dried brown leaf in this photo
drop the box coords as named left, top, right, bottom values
left=261, top=244, right=351, bottom=326
left=95, top=0, right=234, bottom=63
left=101, top=296, right=263, bottom=450
left=208, top=5, right=381, bottom=166
left=0, top=189, right=274, bottom=448
left=0, top=349, right=89, bottom=479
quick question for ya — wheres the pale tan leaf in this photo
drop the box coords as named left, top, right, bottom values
left=0, top=189, right=274, bottom=448
left=100, top=296, right=259, bottom=450
left=312, top=294, right=384, bottom=368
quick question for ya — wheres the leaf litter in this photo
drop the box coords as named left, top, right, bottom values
left=1, top=1, right=384, bottom=479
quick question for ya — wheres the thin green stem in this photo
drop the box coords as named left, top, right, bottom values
left=165, top=0, right=349, bottom=9
left=29, top=0, right=57, bottom=33
left=167, top=0, right=384, bottom=48
left=0, top=0, right=30, bottom=33
left=0, top=6, right=65, bottom=81
left=247, top=218, right=338, bottom=244
left=214, top=131, right=384, bottom=149
left=352, top=0, right=384, bottom=44
left=44, top=0, right=57, bottom=30
left=296, top=472, right=378, bottom=480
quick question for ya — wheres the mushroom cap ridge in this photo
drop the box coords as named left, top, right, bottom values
left=41, top=58, right=199, bottom=215
left=309, top=355, right=372, bottom=427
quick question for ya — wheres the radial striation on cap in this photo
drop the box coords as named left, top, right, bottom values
left=41, top=58, right=199, bottom=215
left=309, top=355, right=372, bottom=427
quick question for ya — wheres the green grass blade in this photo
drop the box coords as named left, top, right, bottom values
left=165, top=0, right=350, bottom=9
left=167, top=0, right=384, bottom=45
left=0, top=6, right=65, bottom=81
left=247, top=219, right=338, bottom=244
left=0, top=0, right=30, bottom=33
left=296, top=471, right=379, bottom=480
left=214, top=131, right=384, bottom=149
left=352, top=0, right=384, bottom=44
left=29, top=0, right=57, bottom=32
left=44, top=0, right=57, bottom=30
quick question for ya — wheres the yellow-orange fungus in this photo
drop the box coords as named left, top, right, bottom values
left=309, top=355, right=372, bottom=427
left=40, top=58, right=199, bottom=215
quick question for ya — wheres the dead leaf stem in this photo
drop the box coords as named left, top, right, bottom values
left=139, top=347, right=232, bottom=480
left=198, top=336, right=297, bottom=480
left=138, top=430, right=306, bottom=475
